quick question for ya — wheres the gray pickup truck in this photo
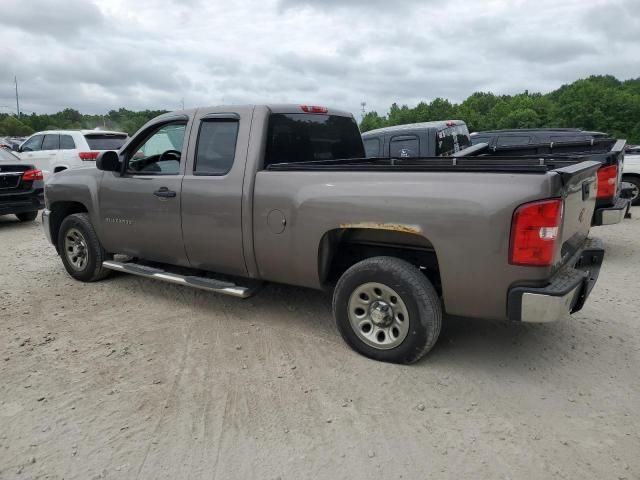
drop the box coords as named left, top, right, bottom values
left=43, top=104, right=605, bottom=363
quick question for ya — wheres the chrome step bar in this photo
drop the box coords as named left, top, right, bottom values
left=102, top=260, right=256, bottom=298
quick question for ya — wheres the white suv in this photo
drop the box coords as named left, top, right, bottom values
left=17, top=130, right=128, bottom=179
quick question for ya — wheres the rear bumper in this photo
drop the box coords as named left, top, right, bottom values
left=507, top=238, right=604, bottom=323
left=0, top=189, right=44, bottom=216
left=592, top=196, right=630, bottom=226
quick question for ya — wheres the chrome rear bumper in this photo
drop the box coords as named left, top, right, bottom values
left=508, top=238, right=604, bottom=323
left=592, top=197, right=630, bottom=226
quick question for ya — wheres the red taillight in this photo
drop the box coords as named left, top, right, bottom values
left=300, top=105, right=328, bottom=114
left=596, top=164, right=617, bottom=199
left=510, top=198, right=563, bottom=266
left=79, top=151, right=99, bottom=161
left=22, top=169, right=44, bottom=181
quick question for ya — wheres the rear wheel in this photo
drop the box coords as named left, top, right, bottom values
left=57, top=213, right=111, bottom=282
left=333, top=256, right=442, bottom=364
left=15, top=211, right=38, bottom=222
left=624, top=176, right=640, bottom=206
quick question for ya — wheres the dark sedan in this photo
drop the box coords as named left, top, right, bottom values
left=0, top=148, right=44, bottom=222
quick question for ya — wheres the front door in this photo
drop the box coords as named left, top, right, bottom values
left=19, top=134, right=49, bottom=175
left=98, top=120, right=190, bottom=266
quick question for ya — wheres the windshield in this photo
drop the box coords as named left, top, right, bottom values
left=0, top=148, right=20, bottom=163
left=84, top=134, right=128, bottom=150
left=264, top=113, right=365, bottom=167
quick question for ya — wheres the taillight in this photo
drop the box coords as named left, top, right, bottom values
left=79, top=151, right=99, bottom=161
left=596, top=164, right=617, bottom=199
left=509, top=198, right=563, bottom=266
left=300, top=105, right=328, bottom=114
left=22, top=169, right=44, bottom=181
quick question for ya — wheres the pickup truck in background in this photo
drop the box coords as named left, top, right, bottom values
left=43, top=105, right=605, bottom=364
left=362, top=120, right=471, bottom=158
left=470, top=128, right=631, bottom=226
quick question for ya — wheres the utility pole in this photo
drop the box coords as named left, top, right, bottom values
left=14, top=76, right=20, bottom=117
left=360, top=101, right=366, bottom=120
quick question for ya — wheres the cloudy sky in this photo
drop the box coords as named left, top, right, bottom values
left=0, top=0, right=638, bottom=118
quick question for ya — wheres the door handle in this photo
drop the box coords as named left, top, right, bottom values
left=153, top=187, right=176, bottom=198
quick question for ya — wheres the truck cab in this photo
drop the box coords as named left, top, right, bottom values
left=362, top=121, right=471, bottom=158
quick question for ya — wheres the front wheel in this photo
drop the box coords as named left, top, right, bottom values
left=57, top=213, right=111, bottom=282
left=333, top=256, right=442, bottom=364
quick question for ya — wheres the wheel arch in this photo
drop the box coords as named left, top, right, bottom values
left=318, top=227, right=442, bottom=294
left=49, top=201, right=89, bottom=251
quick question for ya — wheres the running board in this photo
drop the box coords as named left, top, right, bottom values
left=102, top=260, right=256, bottom=298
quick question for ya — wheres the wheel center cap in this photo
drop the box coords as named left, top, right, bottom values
left=370, top=301, right=393, bottom=327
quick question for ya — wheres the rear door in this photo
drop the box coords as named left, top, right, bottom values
left=98, top=118, right=190, bottom=265
left=181, top=108, right=250, bottom=276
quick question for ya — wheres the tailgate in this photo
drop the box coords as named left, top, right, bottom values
left=554, top=161, right=600, bottom=265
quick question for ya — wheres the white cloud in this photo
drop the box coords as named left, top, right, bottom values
left=0, top=0, right=638, bottom=118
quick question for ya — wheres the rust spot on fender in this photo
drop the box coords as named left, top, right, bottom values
left=339, top=222, right=422, bottom=234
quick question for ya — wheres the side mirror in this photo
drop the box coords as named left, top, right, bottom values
left=96, top=151, right=121, bottom=172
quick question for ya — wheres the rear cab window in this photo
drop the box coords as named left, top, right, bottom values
left=436, top=124, right=471, bottom=156
left=264, top=113, right=364, bottom=167
left=84, top=133, right=128, bottom=150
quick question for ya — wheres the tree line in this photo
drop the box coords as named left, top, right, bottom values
left=1, top=75, right=639, bottom=143
left=360, top=75, right=640, bottom=144
left=0, top=108, right=168, bottom=137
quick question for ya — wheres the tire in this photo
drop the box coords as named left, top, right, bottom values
left=57, top=213, right=111, bottom=282
left=624, top=176, right=640, bottom=206
left=333, top=256, right=442, bottom=364
left=15, top=211, right=38, bottom=222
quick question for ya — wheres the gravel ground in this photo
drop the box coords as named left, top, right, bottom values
left=0, top=210, right=638, bottom=480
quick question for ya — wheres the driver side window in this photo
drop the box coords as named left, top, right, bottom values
left=126, top=122, right=187, bottom=175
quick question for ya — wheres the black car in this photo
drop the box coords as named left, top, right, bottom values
left=0, top=148, right=44, bottom=222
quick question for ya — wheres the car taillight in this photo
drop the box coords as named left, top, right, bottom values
left=596, top=164, right=617, bottom=199
left=509, top=198, right=563, bottom=266
left=22, top=169, right=44, bottom=181
left=79, top=151, right=99, bottom=161
left=300, top=105, right=328, bottom=114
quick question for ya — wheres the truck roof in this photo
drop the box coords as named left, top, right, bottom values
left=362, top=121, right=466, bottom=137
left=160, top=104, right=355, bottom=119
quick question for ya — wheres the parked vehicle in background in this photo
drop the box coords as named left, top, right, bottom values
left=1, top=137, right=24, bottom=150
left=362, top=121, right=471, bottom=158
left=16, top=130, right=128, bottom=178
left=43, top=104, right=606, bottom=364
left=622, top=145, right=640, bottom=206
left=470, top=128, right=630, bottom=226
left=0, top=148, right=44, bottom=222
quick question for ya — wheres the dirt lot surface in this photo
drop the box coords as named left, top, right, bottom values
left=1, top=210, right=639, bottom=480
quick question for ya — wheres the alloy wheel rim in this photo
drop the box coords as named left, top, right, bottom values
left=347, top=282, right=410, bottom=350
left=64, top=228, right=88, bottom=271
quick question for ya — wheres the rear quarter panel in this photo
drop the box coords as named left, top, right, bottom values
left=253, top=170, right=563, bottom=320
